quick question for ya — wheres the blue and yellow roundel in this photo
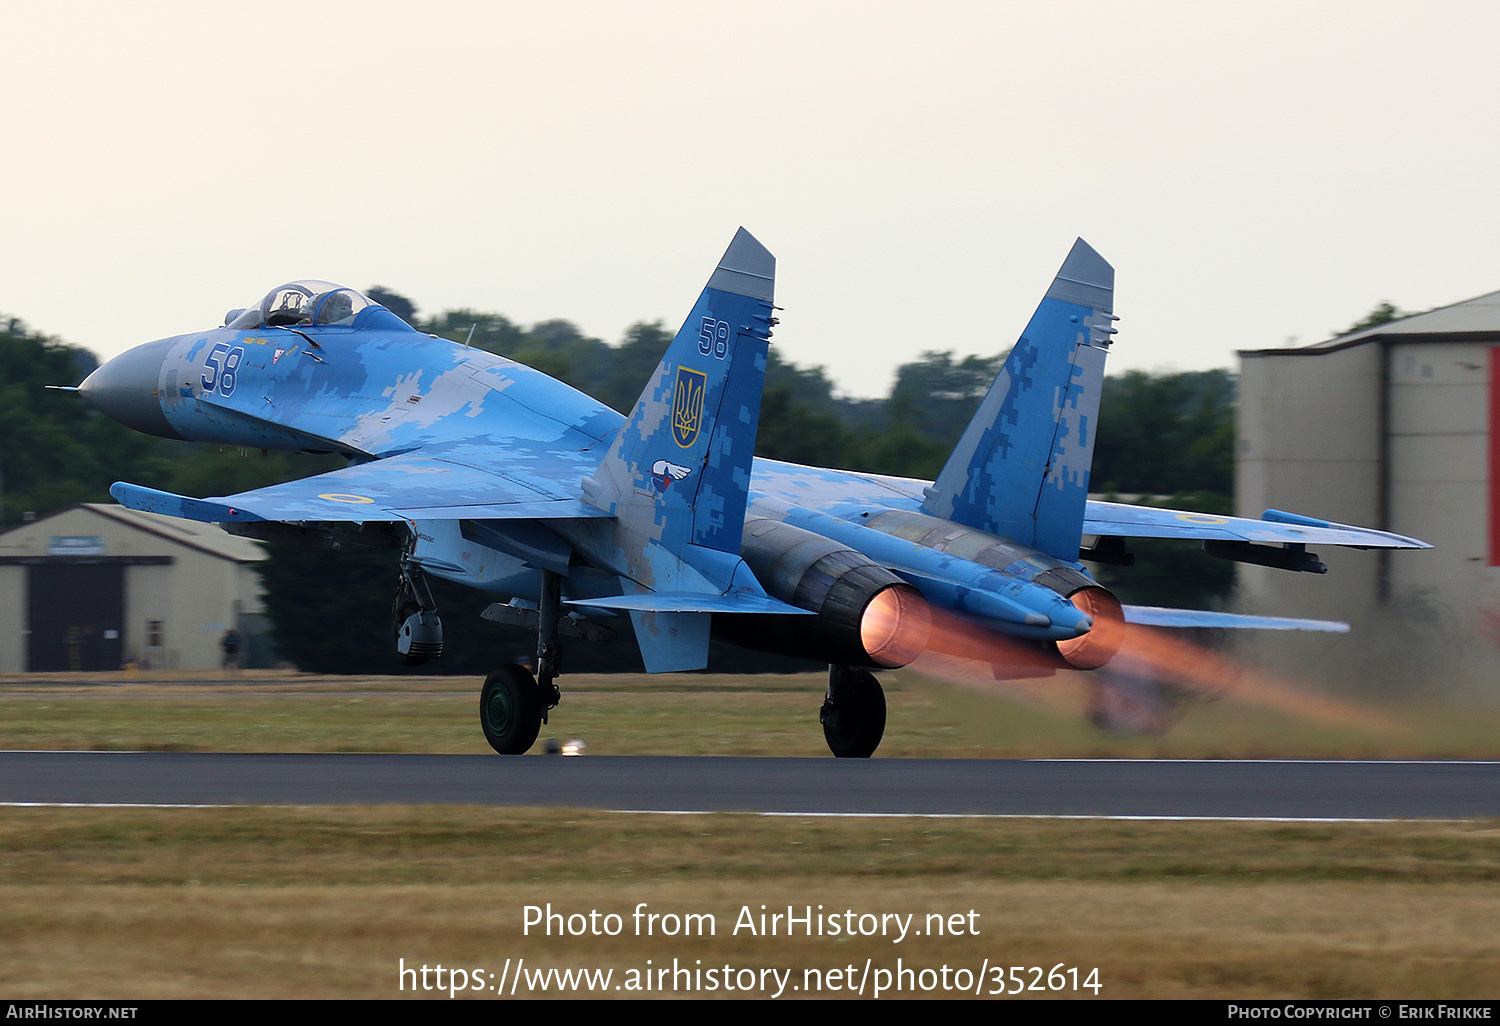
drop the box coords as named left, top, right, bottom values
left=671, top=366, right=707, bottom=448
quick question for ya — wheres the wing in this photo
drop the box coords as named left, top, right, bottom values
left=111, top=448, right=610, bottom=524
left=1084, top=501, right=1429, bottom=549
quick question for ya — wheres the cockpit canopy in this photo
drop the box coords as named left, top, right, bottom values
left=225, top=280, right=408, bottom=330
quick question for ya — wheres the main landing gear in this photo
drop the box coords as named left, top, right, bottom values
left=480, top=664, right=545, bottom=755
left=390, top=560, right=558, bottom=755
left=478, top=570, right=564, bottom=755
left=820, top=664, right=886, bottom=758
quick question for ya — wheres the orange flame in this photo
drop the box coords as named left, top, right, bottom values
left=860, top=586, right=932, bottom=667
left=907, top=606, right=1394, bottom=732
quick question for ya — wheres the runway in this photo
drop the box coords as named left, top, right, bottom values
left=2, top=751, right=1497, bottom=819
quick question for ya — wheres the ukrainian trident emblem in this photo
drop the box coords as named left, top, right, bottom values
left=671, top=366, right=707, bottom=448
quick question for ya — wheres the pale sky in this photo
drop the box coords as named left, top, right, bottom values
left=5, top=1, right=1500, bottom=397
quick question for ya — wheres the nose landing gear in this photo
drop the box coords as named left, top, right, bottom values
left=394, top=563, right=443, bottom=666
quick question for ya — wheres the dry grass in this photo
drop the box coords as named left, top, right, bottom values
left=2, top=807, right=1499, bottom=999
left=5, top=808, right=1500, bottom=886
left=3, top=670, right=1499, bottom=999
left=2, top=668, right=1499, bottom=758
left=9, top=880, right=1497, bottom=999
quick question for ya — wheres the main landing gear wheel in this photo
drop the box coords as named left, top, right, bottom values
left=820, top=664, right=886, bottom=758
left=480, top=664, right=543, bottom=755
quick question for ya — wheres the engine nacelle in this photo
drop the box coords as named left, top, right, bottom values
left=1054, top=586, right=1125, bottom=669
left=715, top=517, right=931, bottom=667
left=860, top=509, right=1125, bottom=670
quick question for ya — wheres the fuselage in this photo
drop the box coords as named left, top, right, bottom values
left=81, top=298, right=1107, bottom=662
left=81, top=316, right=619, bottom=465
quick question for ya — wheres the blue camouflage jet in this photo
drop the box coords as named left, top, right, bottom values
left=77, top=231, right=1429, bottom=755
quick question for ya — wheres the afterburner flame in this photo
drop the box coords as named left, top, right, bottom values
left=906, top=602, right=1395, bottom=734
left=859, top=586, right=932, bottom=667
left=1055, top=587, right=1125, bottom=669
left=921, top=606, right=1058, bottom=672
left=1116, top=623, right=1393, bottom=730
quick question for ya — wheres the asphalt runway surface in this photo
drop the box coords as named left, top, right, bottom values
left=2, top=751, right=1497, bottom=819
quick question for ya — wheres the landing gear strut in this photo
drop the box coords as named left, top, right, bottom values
left=534, top=568, right=563, bottom=712
left=478, top=569, right=564, bottom=754
left=820, top=664, right=886, bottom=758
left=394, top=562, right=443, bottom=666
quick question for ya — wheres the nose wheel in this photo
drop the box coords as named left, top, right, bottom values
left=820, top=664, right=886, bottom=758
left=393, top=563, right=443, bottom=666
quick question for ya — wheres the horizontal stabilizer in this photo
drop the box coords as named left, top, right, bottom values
left=565, top=593, right=813, bottom=615
left=1123, top=605, right=1349, bottom=632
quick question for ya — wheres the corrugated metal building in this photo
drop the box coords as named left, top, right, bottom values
left=0, top=504, right=269, bottom=672
left=1238, top=292, right=1500, bottom=680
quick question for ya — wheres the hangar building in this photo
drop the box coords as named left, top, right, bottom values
left=0, top=504, right=269, bottom=672
left=1237, top=291, right=1500, bottom=672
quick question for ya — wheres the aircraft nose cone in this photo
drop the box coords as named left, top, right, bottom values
left=79, top=339, right=184, bottom=439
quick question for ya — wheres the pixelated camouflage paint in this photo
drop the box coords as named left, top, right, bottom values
left=99, top=234, right=1431, bottom=672
left=921, top=239, right=1115, bottom=562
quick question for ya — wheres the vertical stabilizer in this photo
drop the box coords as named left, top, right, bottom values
left=579, top=228, right=777, bottom=672
left=920, top=239, right=1116, bottom=560
left=584, top=228, right=776, bottom=557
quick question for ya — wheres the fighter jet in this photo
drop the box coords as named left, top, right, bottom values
left=77, top=231, right=1428, bottom=755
